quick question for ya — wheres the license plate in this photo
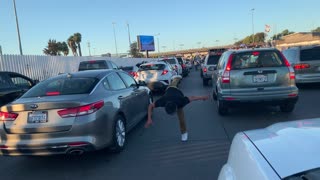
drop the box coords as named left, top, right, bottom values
left=253, top=75, right=268, bottom=83
left=28, top=111, right=48, bottom=123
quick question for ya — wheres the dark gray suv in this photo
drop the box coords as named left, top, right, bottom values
left=212, top=48, right=298, bottom=115
left=282, top=45, right=320, bottom=84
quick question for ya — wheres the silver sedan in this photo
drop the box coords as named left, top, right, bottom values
left=0, top=70, right=152, bottom=156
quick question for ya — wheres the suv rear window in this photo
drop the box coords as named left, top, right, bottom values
left=231, top=51, right=285, bottom=69
left=22, top=78, right=98, bottom=98
left=300, top=47, right=320, bottom=61
left=207, top=55, right=221, bottom=65
left=163, top=59, right=176, bottom=64
left=139, top=64, right=166, bottom=71
left=79, top=61, right=108, bottom=71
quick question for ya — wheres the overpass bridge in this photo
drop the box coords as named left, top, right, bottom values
left=149, top=45, right=234, bottom=58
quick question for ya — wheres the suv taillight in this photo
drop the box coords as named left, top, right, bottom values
left=281, top=53, right=295, bottom=80
left=222, top=54, right=234, bottom=83
left=203, top=67, right=207, bottom=73
left=161, top=70, right=168, bottom=75
left=58, top=101, right=104, bottom=118
left=294, top=63, right=310, bottom=70
left=0, top=111, right=18, bottom=121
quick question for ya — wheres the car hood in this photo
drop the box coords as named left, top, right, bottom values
left=244, top=118, right=320, bottom=178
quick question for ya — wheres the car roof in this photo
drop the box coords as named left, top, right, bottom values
left=142, top=61, right=166, bottom=65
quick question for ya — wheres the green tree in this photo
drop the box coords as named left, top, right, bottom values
left=234, top=32, right=266, bottom=45
left=73, top=33, right=82, bottom=56
left=130, top=42, right=144, bottom=58
left=272, top=29, right=294, bottom=40
left=43, top=39, right=60, bottom=56
left=312, top=27, right=320, bottom=33
left=67, top=36, right=78, bottom=56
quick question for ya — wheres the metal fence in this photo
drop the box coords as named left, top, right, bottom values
left=0, top=55, right=156, bottom=81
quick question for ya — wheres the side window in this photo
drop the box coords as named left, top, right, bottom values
left=102, top=79, right=110, bottom=90
left=106, top=61, right=112, bottom=69
left=106, top=73, right=126, bottom=90
left=217, top=54, right=225, bottom=70
left=118, top=72, right=137, bottom=88
left=9, top=75, right=32, bottom=88
left=0, top=75, right=13, bottom=89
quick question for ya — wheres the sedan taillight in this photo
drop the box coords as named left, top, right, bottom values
left=0, top=111, right=18, bottom=121
left=58, top=101, right=104, bottom=118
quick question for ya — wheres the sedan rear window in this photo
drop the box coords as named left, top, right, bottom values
left=22, top=78, right=98, bottom=98
left=79, top=61, right=108, bottom=71
left=231, top=51, right=285, bottom=69
left=139, top=64, right=166, bottom=71
left=300, top=47, right=320, bottom=61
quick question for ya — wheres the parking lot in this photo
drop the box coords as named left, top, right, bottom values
left=0, top=69, right=319, bottom=180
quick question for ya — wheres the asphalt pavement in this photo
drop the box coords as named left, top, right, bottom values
left=0, top=69, right=320, bottom=180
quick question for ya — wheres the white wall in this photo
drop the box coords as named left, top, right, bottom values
left=0, top=55, right=157, bottom=81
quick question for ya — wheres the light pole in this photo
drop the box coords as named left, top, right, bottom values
left=13, top=0, right=23, bottom=55
left=112, top=22, right=118, bottom=57
left=126, top=22, right=131, bottom=49
left=251, top=8, right=255, bottom=45
left=87, top=42, right=91, bottom=56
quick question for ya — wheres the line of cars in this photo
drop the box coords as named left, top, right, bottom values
left=215, top=45, right=320, bottom=179
left=199, top=46, right=320, bottom=116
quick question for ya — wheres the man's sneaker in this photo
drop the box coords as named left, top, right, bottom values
left=181, top=132, right=188, bottom=142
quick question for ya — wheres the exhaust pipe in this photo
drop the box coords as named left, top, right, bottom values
left=68, top=149, right=85, bottom=155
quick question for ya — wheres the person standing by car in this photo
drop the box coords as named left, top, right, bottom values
left=144, top=77, right=209, bottom=141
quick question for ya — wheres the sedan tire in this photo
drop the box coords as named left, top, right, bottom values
left=110, top=115, right=126, bottom=153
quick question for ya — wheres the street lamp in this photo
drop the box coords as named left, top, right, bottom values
left=112, top=22, right=118, bottom=57
left=13, top=0, right=23, bottom=55
left=87, top=41, right=91, bottom=56
left=251, top=8, right=255, bottom=44
left=126, top=22, right=131, bottom=49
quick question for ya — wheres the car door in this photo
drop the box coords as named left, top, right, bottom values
left=118, top=72, right=148, bottom=127
left=105, top=72, right=136, bottom=128
left=5, top=72, right=34, bottom=104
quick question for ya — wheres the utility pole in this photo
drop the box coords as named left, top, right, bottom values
left=251, top=8, right=255, bottom=45
left=126, top=22, right=132, bottom=46
left=0, top=45, right=2, bottom=56
left=13, top=0, right=23, bottom=55
left=87, top=42, right=91, bottom=56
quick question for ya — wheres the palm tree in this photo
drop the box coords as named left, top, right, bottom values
left=58, top=42, right=69, bottom=56
left=67, top=36, right=78, bottom=56
left=43, top=39, right=59, bottom=56
left=73, top=33, right=82, bottom=56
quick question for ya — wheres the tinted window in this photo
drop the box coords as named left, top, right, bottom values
left=106, top=73, right=126, bottom=90
left=176, top=57, right=184, bottom=65
left=231, top=51, right=285, bottom=69
left=0, top=75, right=12, bottom=89
left=207, top=55, right=221, bottom=65
left=118, top=72, right=137, bottom=87
left=163, top=59, right=176, bottom=64
left=300, top=47, right=320, bottom=61
left=139, top=64, right=166, bottom=71
left=79, top=60, right=108, bottom=71
left=22, top=77, right=98, bottom=98
left=9, top=76, right=32, bottom=88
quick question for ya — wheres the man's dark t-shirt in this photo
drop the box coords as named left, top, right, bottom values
left=154, top=87, right=190, bottom=108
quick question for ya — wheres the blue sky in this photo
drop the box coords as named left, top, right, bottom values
left=0, top=0, right=319, bottom=55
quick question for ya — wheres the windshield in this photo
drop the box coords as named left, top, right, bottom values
left=207, top=55, right=221, bottom=65
left=163, top=59, right=176, bottom=64
left=22, top=77, right=98, bottom=98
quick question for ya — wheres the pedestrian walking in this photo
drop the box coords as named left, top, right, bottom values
left=145, top=77, right=209, bottom=141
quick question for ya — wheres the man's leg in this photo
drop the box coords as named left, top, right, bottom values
left=177, top=108, right=187, bottom=134
left=169, top=77, right=181, bottom=88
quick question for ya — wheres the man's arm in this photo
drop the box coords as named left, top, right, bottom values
left=188, top=95, right=210, bottom=102
left=145, top=103, right=155, bottom=128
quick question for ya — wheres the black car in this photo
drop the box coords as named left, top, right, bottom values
left=176, top=57, right=189, bottom=77
left=0, top=71, right=38, bottom=107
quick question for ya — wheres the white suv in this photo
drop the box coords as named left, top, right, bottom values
left=134, top=61, right=179, bottom=92
left=160, top=57, right=183, bottom=76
